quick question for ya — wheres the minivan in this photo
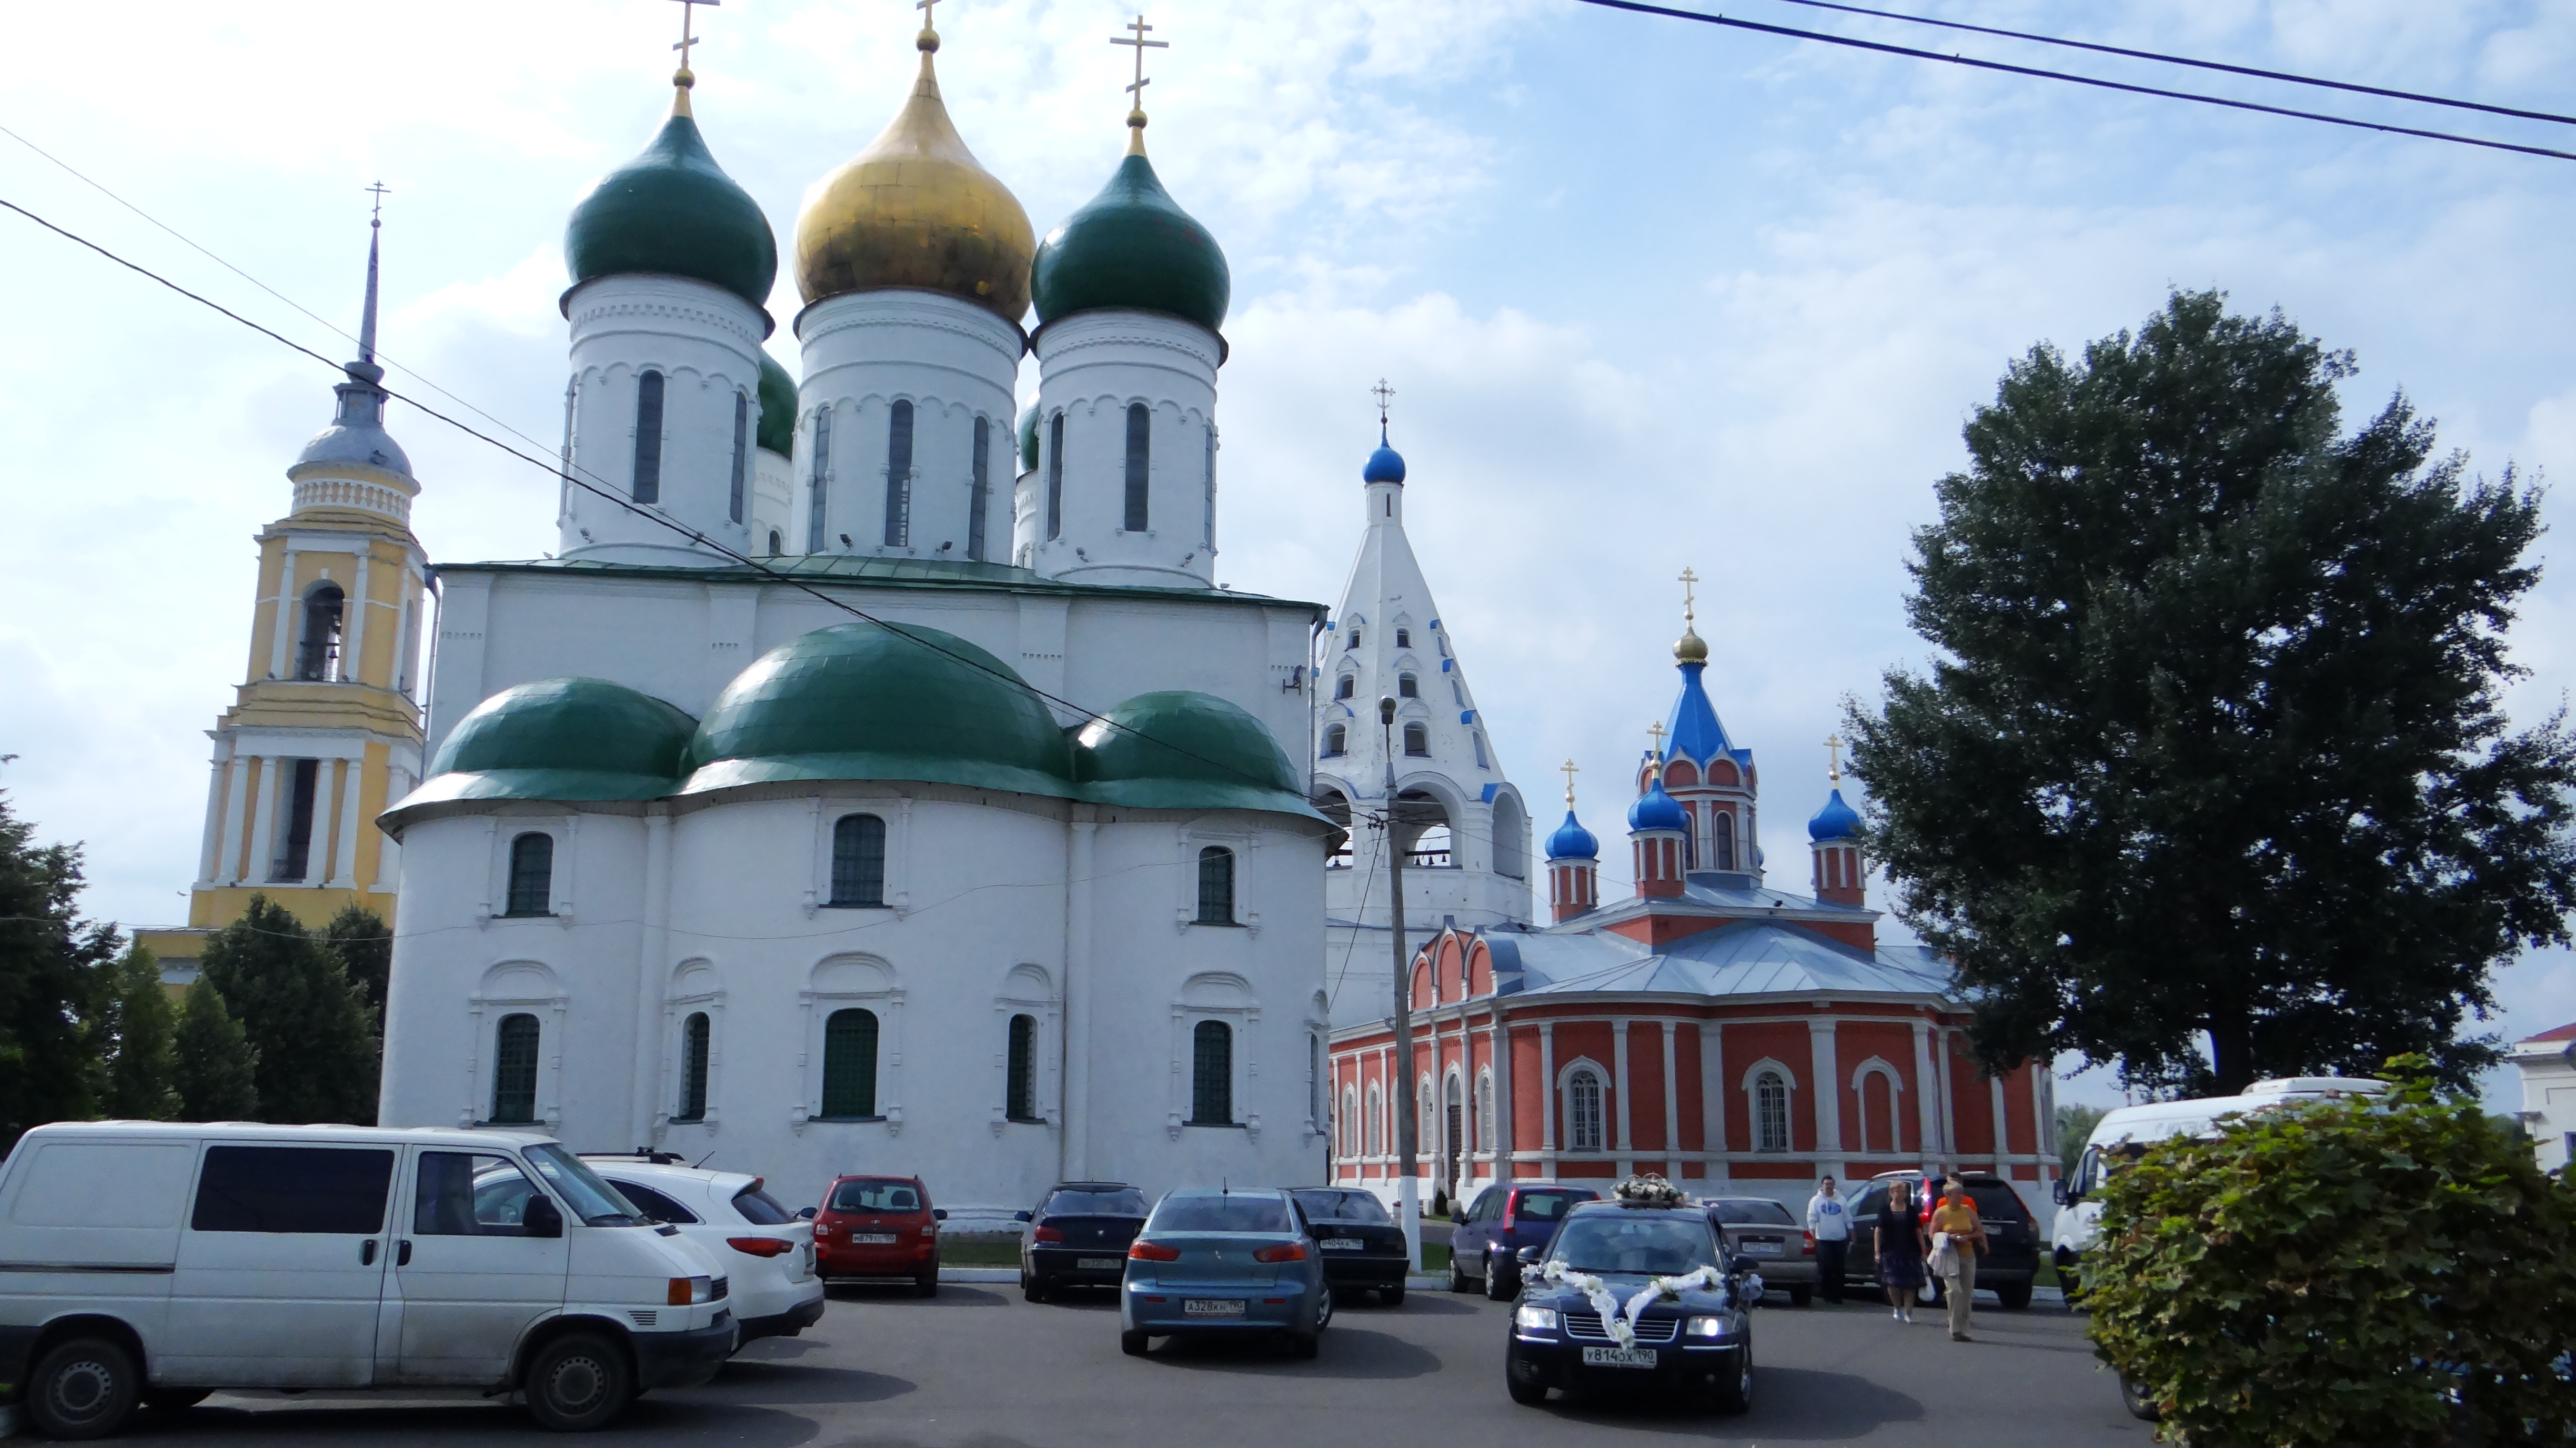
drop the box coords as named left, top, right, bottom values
left=0, top=1122, right=736, bottom=1437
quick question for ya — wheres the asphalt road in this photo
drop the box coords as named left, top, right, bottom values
left=79, top=1284, right=2156, bottom=1446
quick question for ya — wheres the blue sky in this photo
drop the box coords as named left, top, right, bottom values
left=4, top=1, right=2572, bottom=1108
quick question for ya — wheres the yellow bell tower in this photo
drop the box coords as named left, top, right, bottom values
left=136, top=202, right=429, bottom=976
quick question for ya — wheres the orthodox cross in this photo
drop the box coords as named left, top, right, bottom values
left=668, top=0, right=718, bottom=70
left=1560, top=758, right=1579, bottom=808
left=916, top=0, right=938, bottom=28
left=1112, top=14, right=1166, bottom=113
left=1646, top=720, right=1668, bottom=776
left=1678, top=565, right=1699, bottom=626
left=1824, top=731, right=1844, bottom=782
left=1372, top=378, right=1396, bottom=430
left=366, top=181, right=390, bottom=226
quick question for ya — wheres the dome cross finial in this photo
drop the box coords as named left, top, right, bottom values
left=914, top=0, right=942, bottom=51
left=1561, top=757, right=1579, bottom=809
left=1646, top=720, right=1667, bottom=773
left=1372, top=377, right=1395, bottom=443
left=1673, top=564, right=1710, bottom=665
left=1112, top=14, right=1168, bottom=150
left=666, top=0, right=717, bottom=111
left=1824, top=730, right=1844, bottom=783
left=1678, top=565, right=1699, bottom=625
left=359, top=182, right=388, bottom=365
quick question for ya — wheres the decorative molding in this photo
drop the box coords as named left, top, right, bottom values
left=569, top=290, right=767, bottom=349
left=292, top=476, right=412, bottom=522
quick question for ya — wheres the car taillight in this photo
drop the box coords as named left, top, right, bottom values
left=1034, top=1225, right=1065, bottom=1243
left=1802, top=1232, right=1816, bottom=1256
left=1252, top=1241, right=1308, bottom=1264
left=1129, top=1240, right=1181, bottom=1261
left=1502, top=1195, right=1517, bottom=1232
left=728, top=1237, right=794, bottom=1258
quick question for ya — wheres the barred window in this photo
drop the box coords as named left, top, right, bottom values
left=1196, top=846, right=1235, bottom=926
left=504, top=833, right=552, bottom=917
left=728, top=390, right=749, bottom=524
left=1755, top=1070, right=1791, bottom=1153
left=1045, top=412, right=1064, bottom=540
left=632, top=369, right=665, bottom=504
left=1006, top=1013, right=1039, bottom=1122
left=807, top=406, right=833, bottom=551
left=1404, top=722, right=1430, bottom=757
left=1190, top=1020, right=1233, bottom=1125
left=491, top=1013, right=540, bottom=1125
left=675, top=1012, right=710, bottom=1122
left=830, top=814, right=886, bottom=907
left=1322, top=724, right=1347, bottom=758
left=821, top=1008, right=879, bottom=1118
left=1566, top=1068, right=1604, bottom=1152
left=1123, top=402, right=1151, bottom=532
left=968, top=415, right=991, bottom=562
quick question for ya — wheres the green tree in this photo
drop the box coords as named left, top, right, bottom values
left=2054, top=1102, right=2107, bottom=1167
left=100, top=943, right=179, bottom=1120
left=2086, top=1057, right=2576, bottom=1446
left=1847, top=290, right=2576, bottom=1095
left=198, top=896, right=378, bottom=1124
left=172, top=978, right=258, bottom=1121
left=323, top=902, right=393, bottom=1023
left=0, top=790, right=119, bottom=1153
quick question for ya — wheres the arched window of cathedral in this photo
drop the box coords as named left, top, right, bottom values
left=1451, top=677, right=1466, bottom=707
left=1347, top=628, right=1361, bottom=650
left=1335, top=673, right=1354, bottom=701
left=490, top=1013, right=540, bottom=1125
left=295, top=582, right=345, bottom=682
left=1473, top=731, right=1490, bottom=770
left=968, top=416, right=991, bottom=562
left=1123, top=402, right=1152, bottom=532
left=1341, top=1086, right=1359, bottom=1159
left=1202, top=423, right=1217, bottom=550
left=1366, top=1083, right=1383, bottom=1155
left=1005, top=1013, right=1039, bottom=1122
left=1754, top=1069, right=1790, bottom=1152
left=1565, top=1068, right=1605, bottom=1152
left=1396, top=628, right=1411, bottom=648
left=1045, top=412, right=1065, bottom=540
left=1321, top=723, right=1346, bottom=758
left=820, top=1008, right=880, bottom=1118
left=632, top=369, right=666, bottom=504
left=1190, top=1020, right=1233, bottom=1124
left=1682, top=802, right=1698, bottom=870
left=504, top=833, right=554, bottom=917
left=1491, top=792, right=1527, bottom=879
left=829, top=815, right=887, bottom=907
left=1477, top=1069, right=1496, bottom=1152
left=806, top=406, right=833, bottom=552
left=1403, top=722, right=1430, bottom=757
left=1397, top=673, right=1418, bottom=699
left=728, top=390, right=750, bottom=525
left=883, top=399, right=914, bottom=547
left=767, top=529, right=783, bottom=556
left=675, top=1012, right=711, bottom=1122
left=1196, top=847, right=1235, bottom=925
left=1713, top=809, right=1736, bottom=871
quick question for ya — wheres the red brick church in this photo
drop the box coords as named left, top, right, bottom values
left=1326, top=611, right=2059, bottom=1216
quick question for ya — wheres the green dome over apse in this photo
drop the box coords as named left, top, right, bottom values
left=391, top=678, right=697, bottom=817
left=757, top=353, right=798, bottom=456
left=680, top=622, right=1076, bottom=798
left=1073, top=691, right=1325, bottom=820
left=1030, top=154, right=1229, bottom=335
left=1018, top=401, right=1039, bottom=471
left=565, top=111, right=779, bottom=316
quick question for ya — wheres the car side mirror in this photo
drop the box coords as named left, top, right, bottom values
left=2051, top=1180, right=2069, bottom=1206
left=1014, top=1210, right=1032, bottom=1223
left=523, top=1195, right=564, bottom=1239
left=797, top=1206, right=818, bottom=1221
left=1516, top=1246, right=1541, bottom=1266
left=932, top=1208, right=948, bottom=1221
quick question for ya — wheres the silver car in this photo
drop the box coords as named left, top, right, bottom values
left=1703, top=1197, right=1817, bottom=1305
left=1120, top=1189, right=1332, bottom=1359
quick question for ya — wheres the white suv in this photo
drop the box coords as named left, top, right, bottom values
left=581, top=1155, right=824, bottom=1346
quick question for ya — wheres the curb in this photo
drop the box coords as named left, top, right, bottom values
left=937, top=1266, right=1453, bottom=1290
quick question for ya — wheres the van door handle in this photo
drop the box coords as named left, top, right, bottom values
left=397, top=1240, right=413, bottom=1267
left=361, top=1240, right=378, bottom=1265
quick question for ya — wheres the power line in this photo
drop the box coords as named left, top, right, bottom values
left=1572, top=0, right=2576, bottom=164
left=1747, top=0, right=2576, bottom=129
left=0, top=193, right=1323, bottom=803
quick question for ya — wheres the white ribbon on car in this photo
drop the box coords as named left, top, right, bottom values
left=1537, top=1262, right=1731, bottom=1349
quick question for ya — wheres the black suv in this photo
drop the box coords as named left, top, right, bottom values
left=1018, top=1181, right=1149, bottom=1300
left=1842, top=1172, right=2039, bottom=1310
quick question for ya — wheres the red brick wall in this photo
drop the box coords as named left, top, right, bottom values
left=1627, top=1021, right=1664, bottom=1152
left=1726, top=1021, right=1813, bottom=1154
left=1677, top=1024, right=1708, bottom=1176
left=2001, top=1059, right=2036, bottom=1159
left=1949, top=1043, right=1995, bottom=1160
left=1512, top=1028, right=1545, bottom=1154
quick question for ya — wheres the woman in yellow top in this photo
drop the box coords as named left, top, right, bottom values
left=1927, top=1179, right=1988, bottom=1341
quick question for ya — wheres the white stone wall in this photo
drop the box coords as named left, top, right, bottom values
left=559, top=275, right=769, bottom=565
left=1025, top=311, right=1220, bottom=589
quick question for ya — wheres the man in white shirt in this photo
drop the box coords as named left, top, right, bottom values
left=1805, top=1175, right=1852, bottom=1304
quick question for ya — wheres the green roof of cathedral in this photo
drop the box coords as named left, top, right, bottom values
left=565, top=110, right=779, bottom=317
left=1073, top=691, right=1325, bottom=821
left=1031, top=153, right=1229, bottom=335
left=757, top=353, right=797, bottom=455
left=394, top=677, right=698, bottom=815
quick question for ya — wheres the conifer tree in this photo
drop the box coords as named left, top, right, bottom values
left=0, top=791, right=119, bottom=1153
left=197, top=896, right=379, bottom=1124
left=173, top=978, right=258, bottom=1121
left=100, top=943, right=180, bottom=1120
left=323, top=902, right=393, bottom=1023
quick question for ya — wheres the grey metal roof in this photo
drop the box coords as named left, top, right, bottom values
left=1481, top=919, right=1955, bottom=1003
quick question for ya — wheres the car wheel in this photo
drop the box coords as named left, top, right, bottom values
left=1289, top=1326, right=1321, bottom=1360
left=27, top=1336, right=140, bottom=1441
left=144, top=1387, right=213, bottom=1412
left=914, top=1265, right=939, bottom=1298
left=1709, top=1344, right=1753, bottom=1415
left=1379, top=1284, right=1406, bottom=1308
left=1023, top=1273, right=1049, bottom=1303
left=524, top=1331, right=633, bottom=1433
left=2120, top=1374, right=2161, bottom=1421
left=1787, top=1286, right=1812, bottom=1307
left=1314, top=1288, right=1334, bottom=1334
left=1504, top=1352, right=1550, bottom=1407
left=1484, top=1251, right=1515, bottom=1301
left=1448, top=1250, right=1473, bottom=1293
left=1996, top=1279, right=2034, bottom=1311
left=1120, top=1330, right=1150, bottom=1358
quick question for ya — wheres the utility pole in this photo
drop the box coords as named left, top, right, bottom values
left=1381, top=696, right=1422, bottom=1270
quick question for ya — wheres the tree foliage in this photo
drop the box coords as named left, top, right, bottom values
left=2086, top=1056, right=2576, bottom=1446
left=197, top=896, right=378, bottom=1125
left=1847, top=290, right=2576, bottom=1094
left=173, top=978, right=258, bottom=1122
left=2055, top=1102, right=2108, bottom=1167
left=0, top=790, right=119, bottom=1153
left=323, top=903, right=393, bottom=1021
left=100, top=944, right=179, bottom=1121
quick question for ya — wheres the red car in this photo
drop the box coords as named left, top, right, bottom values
left=813, top=1174, right=942, bottom=1295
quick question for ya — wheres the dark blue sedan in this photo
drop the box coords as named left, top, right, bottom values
left=1503, top=1201, right=1755, bottom=1412
left=1120, top=1189, right=1331, bottom=1359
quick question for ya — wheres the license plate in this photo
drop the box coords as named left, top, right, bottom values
left=1582, top=1346, right=1658, bottom=1369
left=1322, top=1238, right=1364, bottom=1251
left=853, top=1232, right=900, bottom=1244
left=1078, top=1257, right=1121, bottom=1270
left=1741, top=1241, right=1783, bottom=1257
left=1183, top=1299, right=1246, bottom=1318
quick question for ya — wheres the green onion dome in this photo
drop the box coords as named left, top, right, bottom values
left=391, top=678, right=697, bottom=817
left=564, top=104, right=779, bottom=317
left=1030, top=152, right=1229, bottom=335
left=1018, top=400, right=1040, bottom=471
left=756, top=353, right=798, bottom=455
left=679, top=621, right=1074, bottom=797
left=1072, top=691, right=1325, bottom=820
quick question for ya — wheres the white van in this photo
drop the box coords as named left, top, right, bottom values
left=2050, top=1075, right=2388, bottom=1280
left=0, top=1121, right=737, bottom=1438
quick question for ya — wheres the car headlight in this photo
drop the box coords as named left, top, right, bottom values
left=1686, top=1314, right=1730, bottom=1339
left=1514, top=1304, right=1558, bottom=1333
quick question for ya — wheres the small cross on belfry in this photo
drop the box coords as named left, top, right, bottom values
left=366, top=181, right=390, bottom=226
left=1647, top=720, right=1668, bottom=765
left=1112, top=13, right=1167, bottom=119
left=1560, top=757, right=1580, bottom=808
left=1372, top=378, right=1396, bottom=427
left=667, top=0, right=719, bottom=72
left=1678, top=565, right=1699, bottom=625
left=1824, top=731, right=1844, bottom=783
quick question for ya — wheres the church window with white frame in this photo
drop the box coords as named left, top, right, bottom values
left=1196, top=846, right=1235, bottom=925
left=1335, top=673, right=1354, bottom=701
left=631, top=369, right=666, bottom=504
left=1366, top=1083, right=1383, bottom=1155
left=820, top=1008, right=880, bottom=1119
left=1395, top=628, right=1410, bottom=648
left=727, top=390, right=749, bottom=525
left=1045, top=411, right=1064, bottom=540
left=829, top=813, right=887, bottom=907
left=295, top=582, right=345, bottom=682
left=1397, top=672, right=1417, bottom=698
left=806, top=404, right=833, bottom=551
left=490, top=1013, right=540, bottom=1125
left=675, top=1011, right=710, bottom=1122
left=1123, top=403, right=1151, bottom=532
left=1565, top=1067, right=1605, bottom=1152
left=1403, top=722, right=1430, bottom=757
left=1190, top=1020, right=1233, bottom=1125
left=1321, top=723, right=1346, bottom=758
left=1477, top=1069, right=1496, bottom=1152
left=1754, top=1069, right=1792, bottom=1152
left=968, top=415, right=991, bottom=562
left=1005, top=1013, right=1039, bottom=1122
left=882, top=399, right=914, bottom=547
left=504, top=832, right=553, bottom=917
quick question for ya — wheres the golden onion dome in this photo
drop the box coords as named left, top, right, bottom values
left=1673, top=624, right=1709, bottom=665
left=793, top=27, right=1035, bottom=322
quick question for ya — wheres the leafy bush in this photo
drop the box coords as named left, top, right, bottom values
left=2086, top=1055, right=2576, bottom=1445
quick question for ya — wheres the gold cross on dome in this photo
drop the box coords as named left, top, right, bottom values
left=1647, top=720, right=1668, bottom=767
left=1560, top=758, right=1579, bottom=808
left=1824, top=731, right=1844, bottom=782
left=1112, top=14, right=1167, bottom=108
left=917, top=0, right=939, bottom=28
left=668, top=0, right=718, bottom=71
left=366, top=181, right=390, bottom=223
left=1678, top=566, right=1699, bottom=626
left=1372, top=378, right=1396, bottom=427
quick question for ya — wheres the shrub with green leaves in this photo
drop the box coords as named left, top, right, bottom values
left=2086, top=1055, right=2576, bottom=1445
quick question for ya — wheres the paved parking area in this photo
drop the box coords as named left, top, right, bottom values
left=91, top=1285, right=2154, bottom=1446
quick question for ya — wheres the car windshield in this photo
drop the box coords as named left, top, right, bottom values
left=1708, top=1199, right=1795, bottom=1226
left=831, top=1180, right=922, bottom=1213
left=1514, top=1190, right=1589, bottom=1221
left=1045, top=1186, right=1148, bottom=1215
left=522, top=1144, right=643, bottom=1226
left=733, top=1185, right=794, bottom=1225
left=1547, top=1214, right=1719, bottom=1276
left=1151, top=1194, right=1294, bottom=1234
left=1292, top=1190, right=1391, bottom=1224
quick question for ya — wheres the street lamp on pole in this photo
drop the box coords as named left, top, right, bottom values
left=1380, top=696, right=1422, bottom=1270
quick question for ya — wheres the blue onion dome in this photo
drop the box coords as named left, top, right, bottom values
left=1018, top=401, right=1041, bottom=471
left=1031, top=152, right=1230, bottom=335
left=564, top=103, right=779, bottom=318
left=1808, top=786, right=1863, bottom=842
left=679, top=621, right=1074, bottom=798
left=1363, top=439, right=1406, bottom=485
left=388, top=678, right=696, bottom=820
left=1628, top=776, right=1688, bottom=833
left=1072, top=691, right=1327, bottom=820
left=755, top=353, right=797, bottom=455
left=1545, top=809, right=1600, bottom=861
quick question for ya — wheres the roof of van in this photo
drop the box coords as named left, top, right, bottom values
left=2085, top=1077, right=2388, bottom=1149
left=13, top=1121, right=558, bottom=1151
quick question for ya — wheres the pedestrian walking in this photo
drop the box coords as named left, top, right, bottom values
left=1805, top=1175, right=1850, bottom=1304
left=1928, top=1176, right=1988, bottom=1341
left=1875, top=1178, right=1927, bottom=1322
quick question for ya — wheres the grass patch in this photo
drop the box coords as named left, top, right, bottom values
left=941, top=1241, right=1021, bottom=1268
